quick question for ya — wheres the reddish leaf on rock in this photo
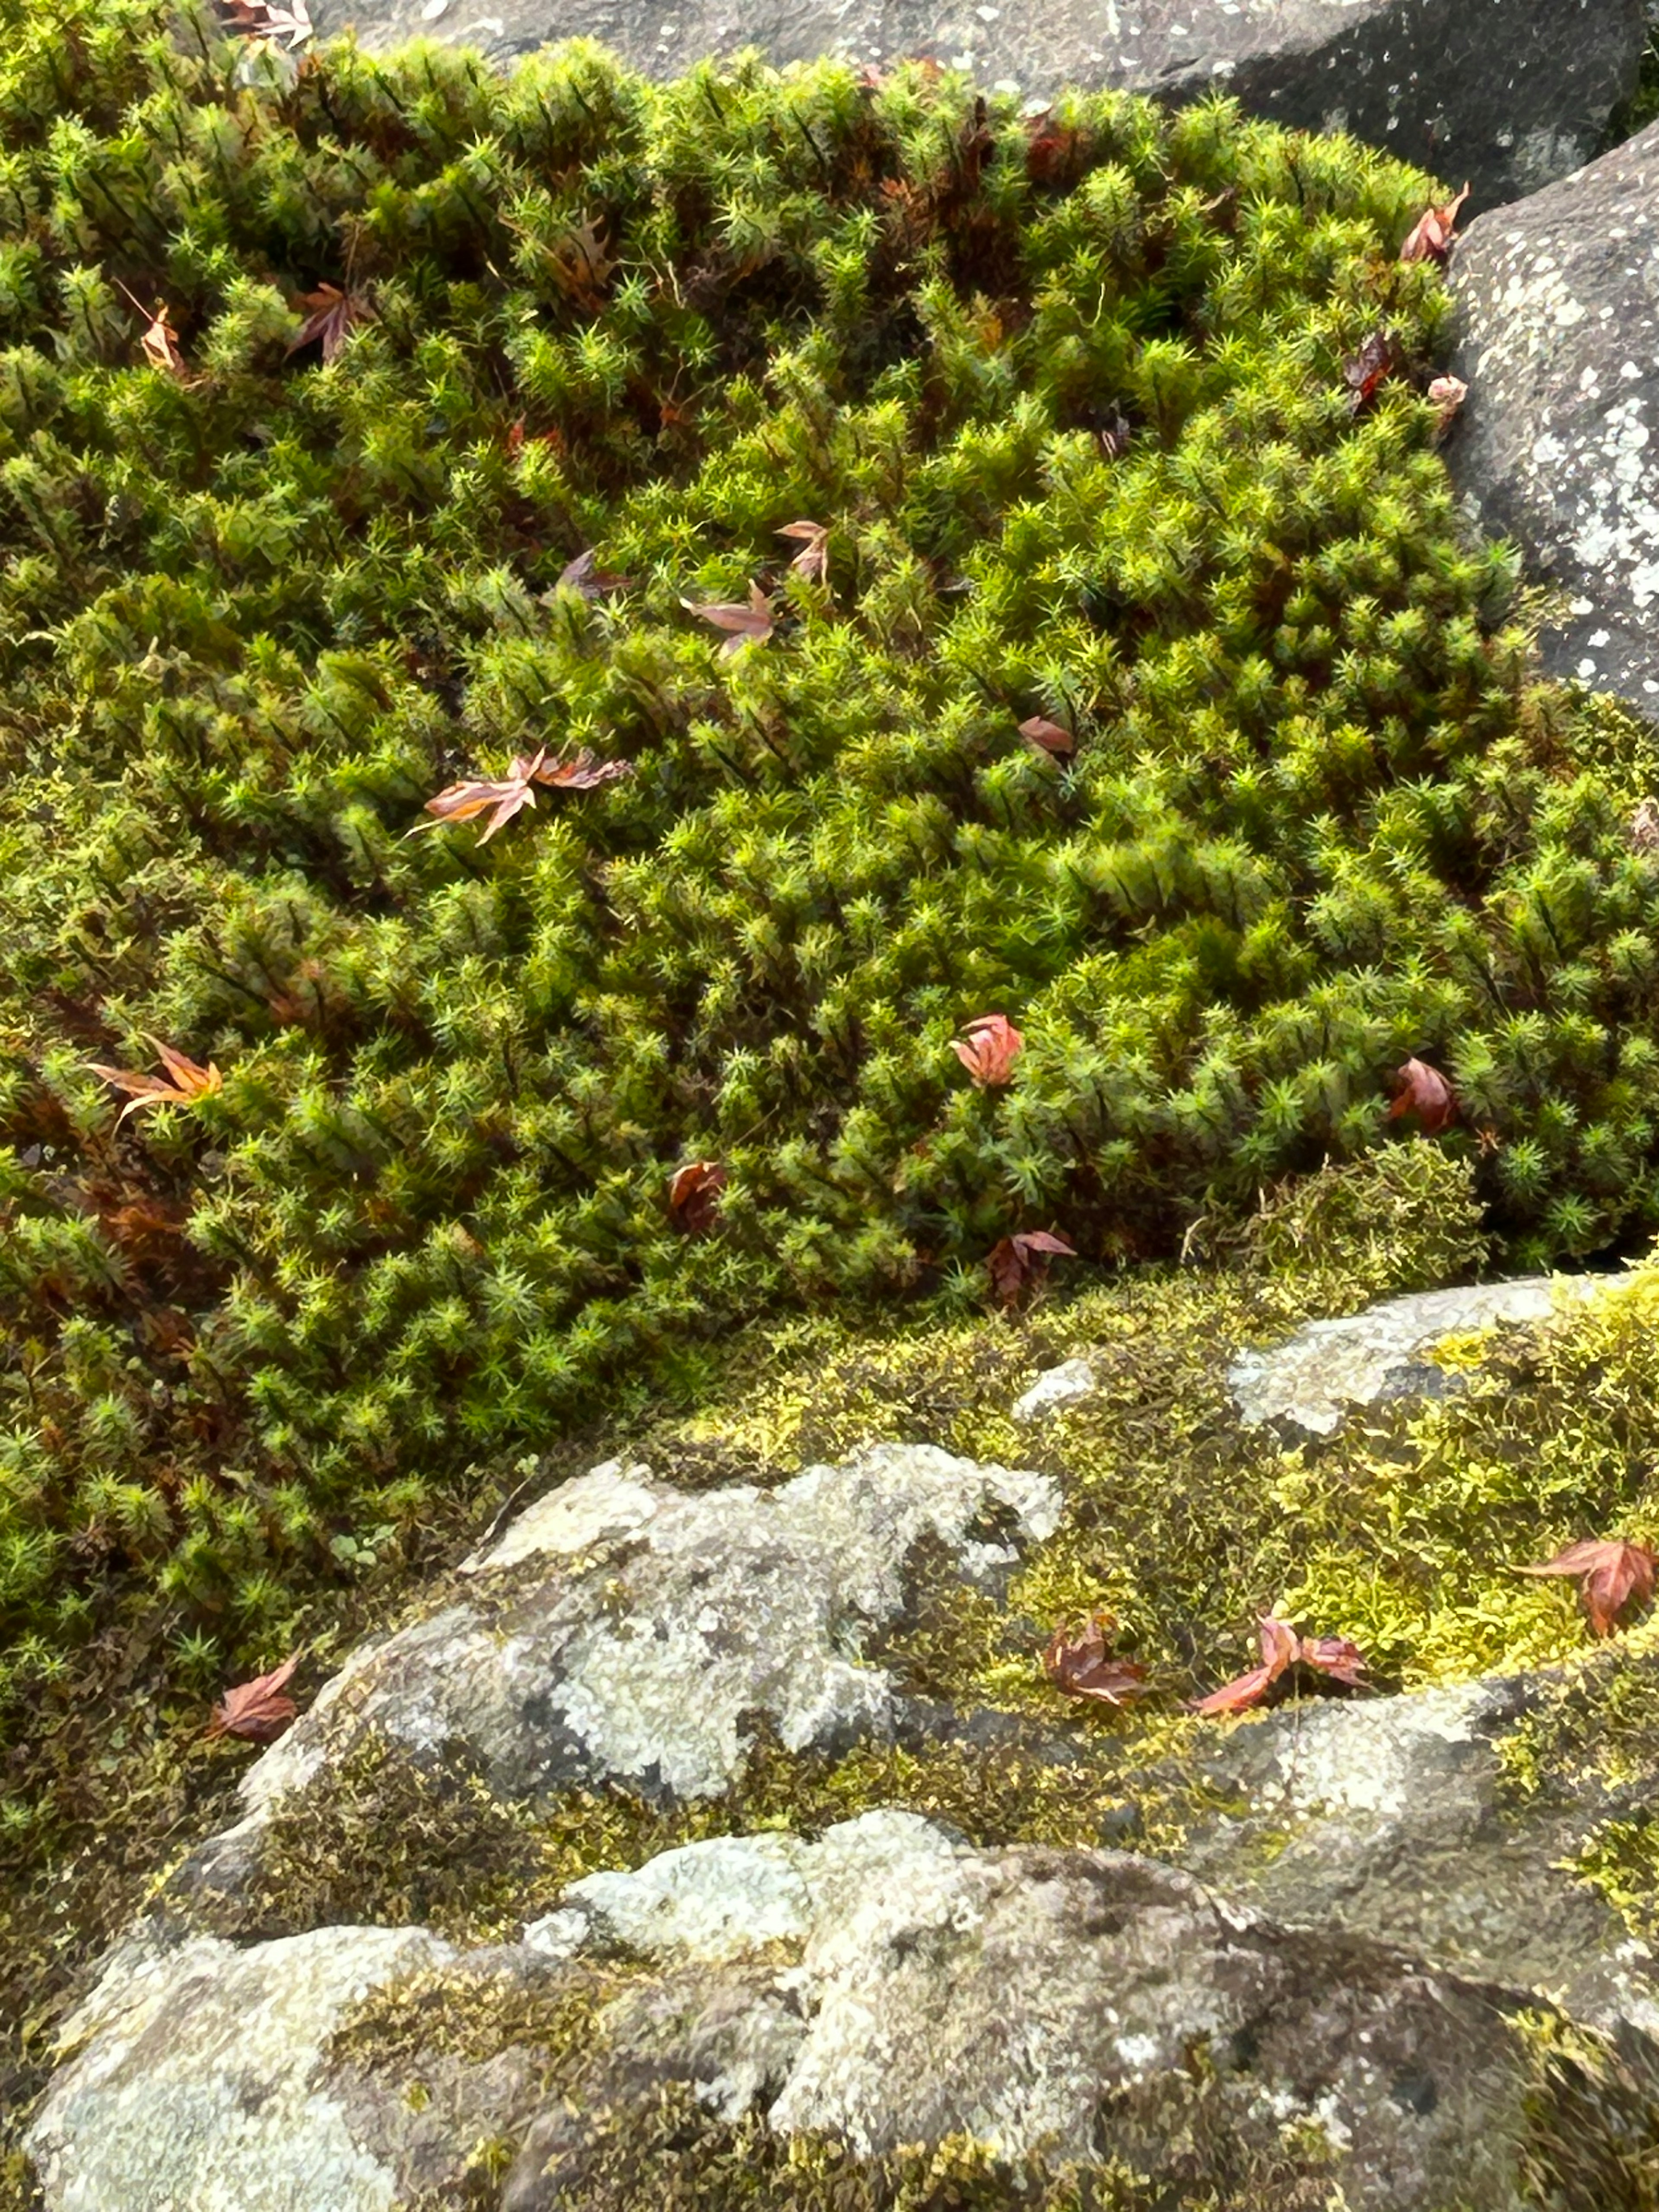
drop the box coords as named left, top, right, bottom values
left=207, top=1652, right=301, bottom=1744
left=1519, top=1537, right=1658, bottom=1637
left=1343, top=329, right=1396, bottom=417
left=1192, top=1616, right=1366, bottom=1716
left=988, top=1228, right=1076, bottom=1307
left=683, top=582, right=774, bottom=655
left=1018, top=715, right=1075, bottom=761
left=777, top=520, right=830, bottom=584
left=1389, top=1056, right=1458, bottom=1135
left=952, top=1013, right=1023, bottom=1088
left=287, top=283, right=371, bottom=364
left=1427, top=374, right=1468, bottom=435
left=1399, top=184, right=1470, bottom=268
left=89, top=1037, right=224, bottom=1128
left=668, top=1160, right=727, bottom=1234
left=556, top=549, right=632, bottom=600
left=1042, top=1612, right=1150, bottom=1707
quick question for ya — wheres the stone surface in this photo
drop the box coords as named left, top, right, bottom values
left=1177, top=1666, right=1659, bottom=2049
left=310, top=0, right=1643, bottom=213
left=1449, top=118, right=1659, bottom=709
left=1227, top=1271, right=1621, bottom=1436
left=30, top=1815, right=1594, bottom=2212
left=1009, top=1354, right=1100, bottom=1422
left=186, top=1444, right=1060, bottom=1881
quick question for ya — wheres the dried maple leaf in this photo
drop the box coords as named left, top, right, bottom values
left=88, top=1037, right=224, bottom=1128
left=421, top=748, right=630, bottom=842
left=1042, top=1611, right=1150, bottom=1706
left=556, top=549, right=632, bottom=600
left=207, top=1651, right=301, bottom=1743
left=214, top=0, right=311, bottom=40
left=777, top=520, right=830, bottom=584
left=1018, top=714, right=1075, bottom=761
left=988, top=1228, right=1076, bottom=1307
left=139, top=303, right=187, bottom=380
left=1519, top=1537, right=1658, bottom=1637
left=1192, top=1616, right=1366, bottom=1716
left=1630, top=798, right=1659, bottom=855
left=683, top=582, right=774, bottom=655
left=1399, top=184, right=1470, bottom=268
left=1343, top=329, right=1396, bottom=417
left=668, top=1159, right=726, bottom=1234
left=952, top=1014, right=1023, bottom=1088
left=545, top=214, right=616, bottom=308
left=1389, top=1056, right=1458, bottom=1136
left=287, top=283, right=372, bottom=364
left=1427, top=374, right=1468, bottom=434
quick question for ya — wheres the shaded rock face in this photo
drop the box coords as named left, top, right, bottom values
left=1227, top=1272, right=1617, bottom=1436
left=309, top=0, right=1643, bottom=212
left=32, top=1816, right=1569, bottom=2212
left=1449, top=119, right=1659, bottom=709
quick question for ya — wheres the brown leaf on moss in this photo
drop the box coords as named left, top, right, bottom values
left=683, top=582, right=774, bottom=655
left=1042, top=1612, right=1149, bottom=1706
left=1192, top=1616, right=1366, bottom=1716
left=214, top=0, right=312, bottom=44
left=988, top=1228, right=1075, bottom=1307
left=421, top=749, right=631, bottom=842
left=1343, top=329, right=1396, bottom=417
left=1017, top=714, right=1075, bottom=761
left=1427, top=374, right=1468, bottom=435
left=288, top=282, right=372, bottom=364
left=1389, top=1056, right=1458, bottom=1135
left=556, top=549, right=632, bottom=600
left=952, top=1013, right=1023, bottom=1088
left=777, top=521, right=830, bottom=584
left=1519, top=1537, right=1657, bottom=1637
left=544, top=215, right=616, bottom=309
left=88, top=1037, right=223, bottom=1128
left=207, top=1652, right=301, bottom=1743
left=139, top=304, right=188, bottom=380
left=1399, top=184, right=1469, bottom=268
left=668, top=1160, right=727, bottom=1234
left=1630, top=798, right=1659, bottom=855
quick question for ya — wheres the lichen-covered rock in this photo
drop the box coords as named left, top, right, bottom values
left=30, top=1815, right=1612, bottom=2212
left=1177, top=1665, right=1659, bottom=2048
left=26, top=1922, right=553, bottom=2212
left=1010, top=1355, right=1100, bottom=1423
left=1227, top=1273, right=1618, bottom=1435
left=182, top=1444, right=1059, bottom=1888
left=308, top=0, right=1643, bottom=211
left=1449, top=119, right=1659, bottom=708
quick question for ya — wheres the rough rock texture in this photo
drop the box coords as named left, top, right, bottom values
left=309, top=0, right=1643, bottom=212
left=31, top=1815, right=1587, bottom=2212
left=1449, top=119, right=1659, bottom=708
left=1178, top=1667, right=1659, bottom=2047
left=1227, top=1271, right=1620, bottom=1436
left=1009, top=1354, right=1100, bottom=1422
left=179, top=1444, right=1060, bottom=1891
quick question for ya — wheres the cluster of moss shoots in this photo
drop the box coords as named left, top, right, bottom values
left=11, top=0, right=1659, bottom=2202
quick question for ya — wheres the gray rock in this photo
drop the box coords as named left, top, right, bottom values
left=31, top=1814, right=1604, bottom=2212
left=309, top=0, right=1644, bottom=213
left=1178, top=1668, right=1659, bottom=2049
left=192, top=1444, right=1060, bottom=1869
left=1449, top=118, right=1659, bottom=709
left=1228, top=1272, right=1622, bottom=1437
left=1010, top=1354, right=1100, bottom=1422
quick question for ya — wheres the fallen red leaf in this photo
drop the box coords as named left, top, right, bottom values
left=952, top=1013, right=1023, bottom=1088
left=1017, top=715, right=1075, bottom=761
left=988, top=1228, right=1076, bottom=1307
left=683, top=582, right=774, bottom=655
left=1427, top=374, right=1468, bottom=435
left=139, top=304, right=188, bottom=380
left=1192, top=1615, right=1366, bottom=1716
left=214, top=0, right=312, bottom=44
left=668, top=1159, right=727, bottom=1233
left=207, top=1652, right=301, bottom=1743
left=420, top=748, right=632, bottom=842
left=777, top=520, right=830, bottom=584
left=1519, top=1537, right=1657, bottom=1637
left=287, top=283, right=372, bottom=364
left=88, top=1037, right=223, bottom=1128
left=1389, top=1056, right=1458, bottom=1135
left=556, top=549, right=632, bottom=600
left=1042, top=1612, right=1149, bottom=1706
left=1630, top=798, right=1659, bottom=855
left=1343, top=329, right=1396, bottom=417
left=1399, top=184, right=1470, bottom=268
